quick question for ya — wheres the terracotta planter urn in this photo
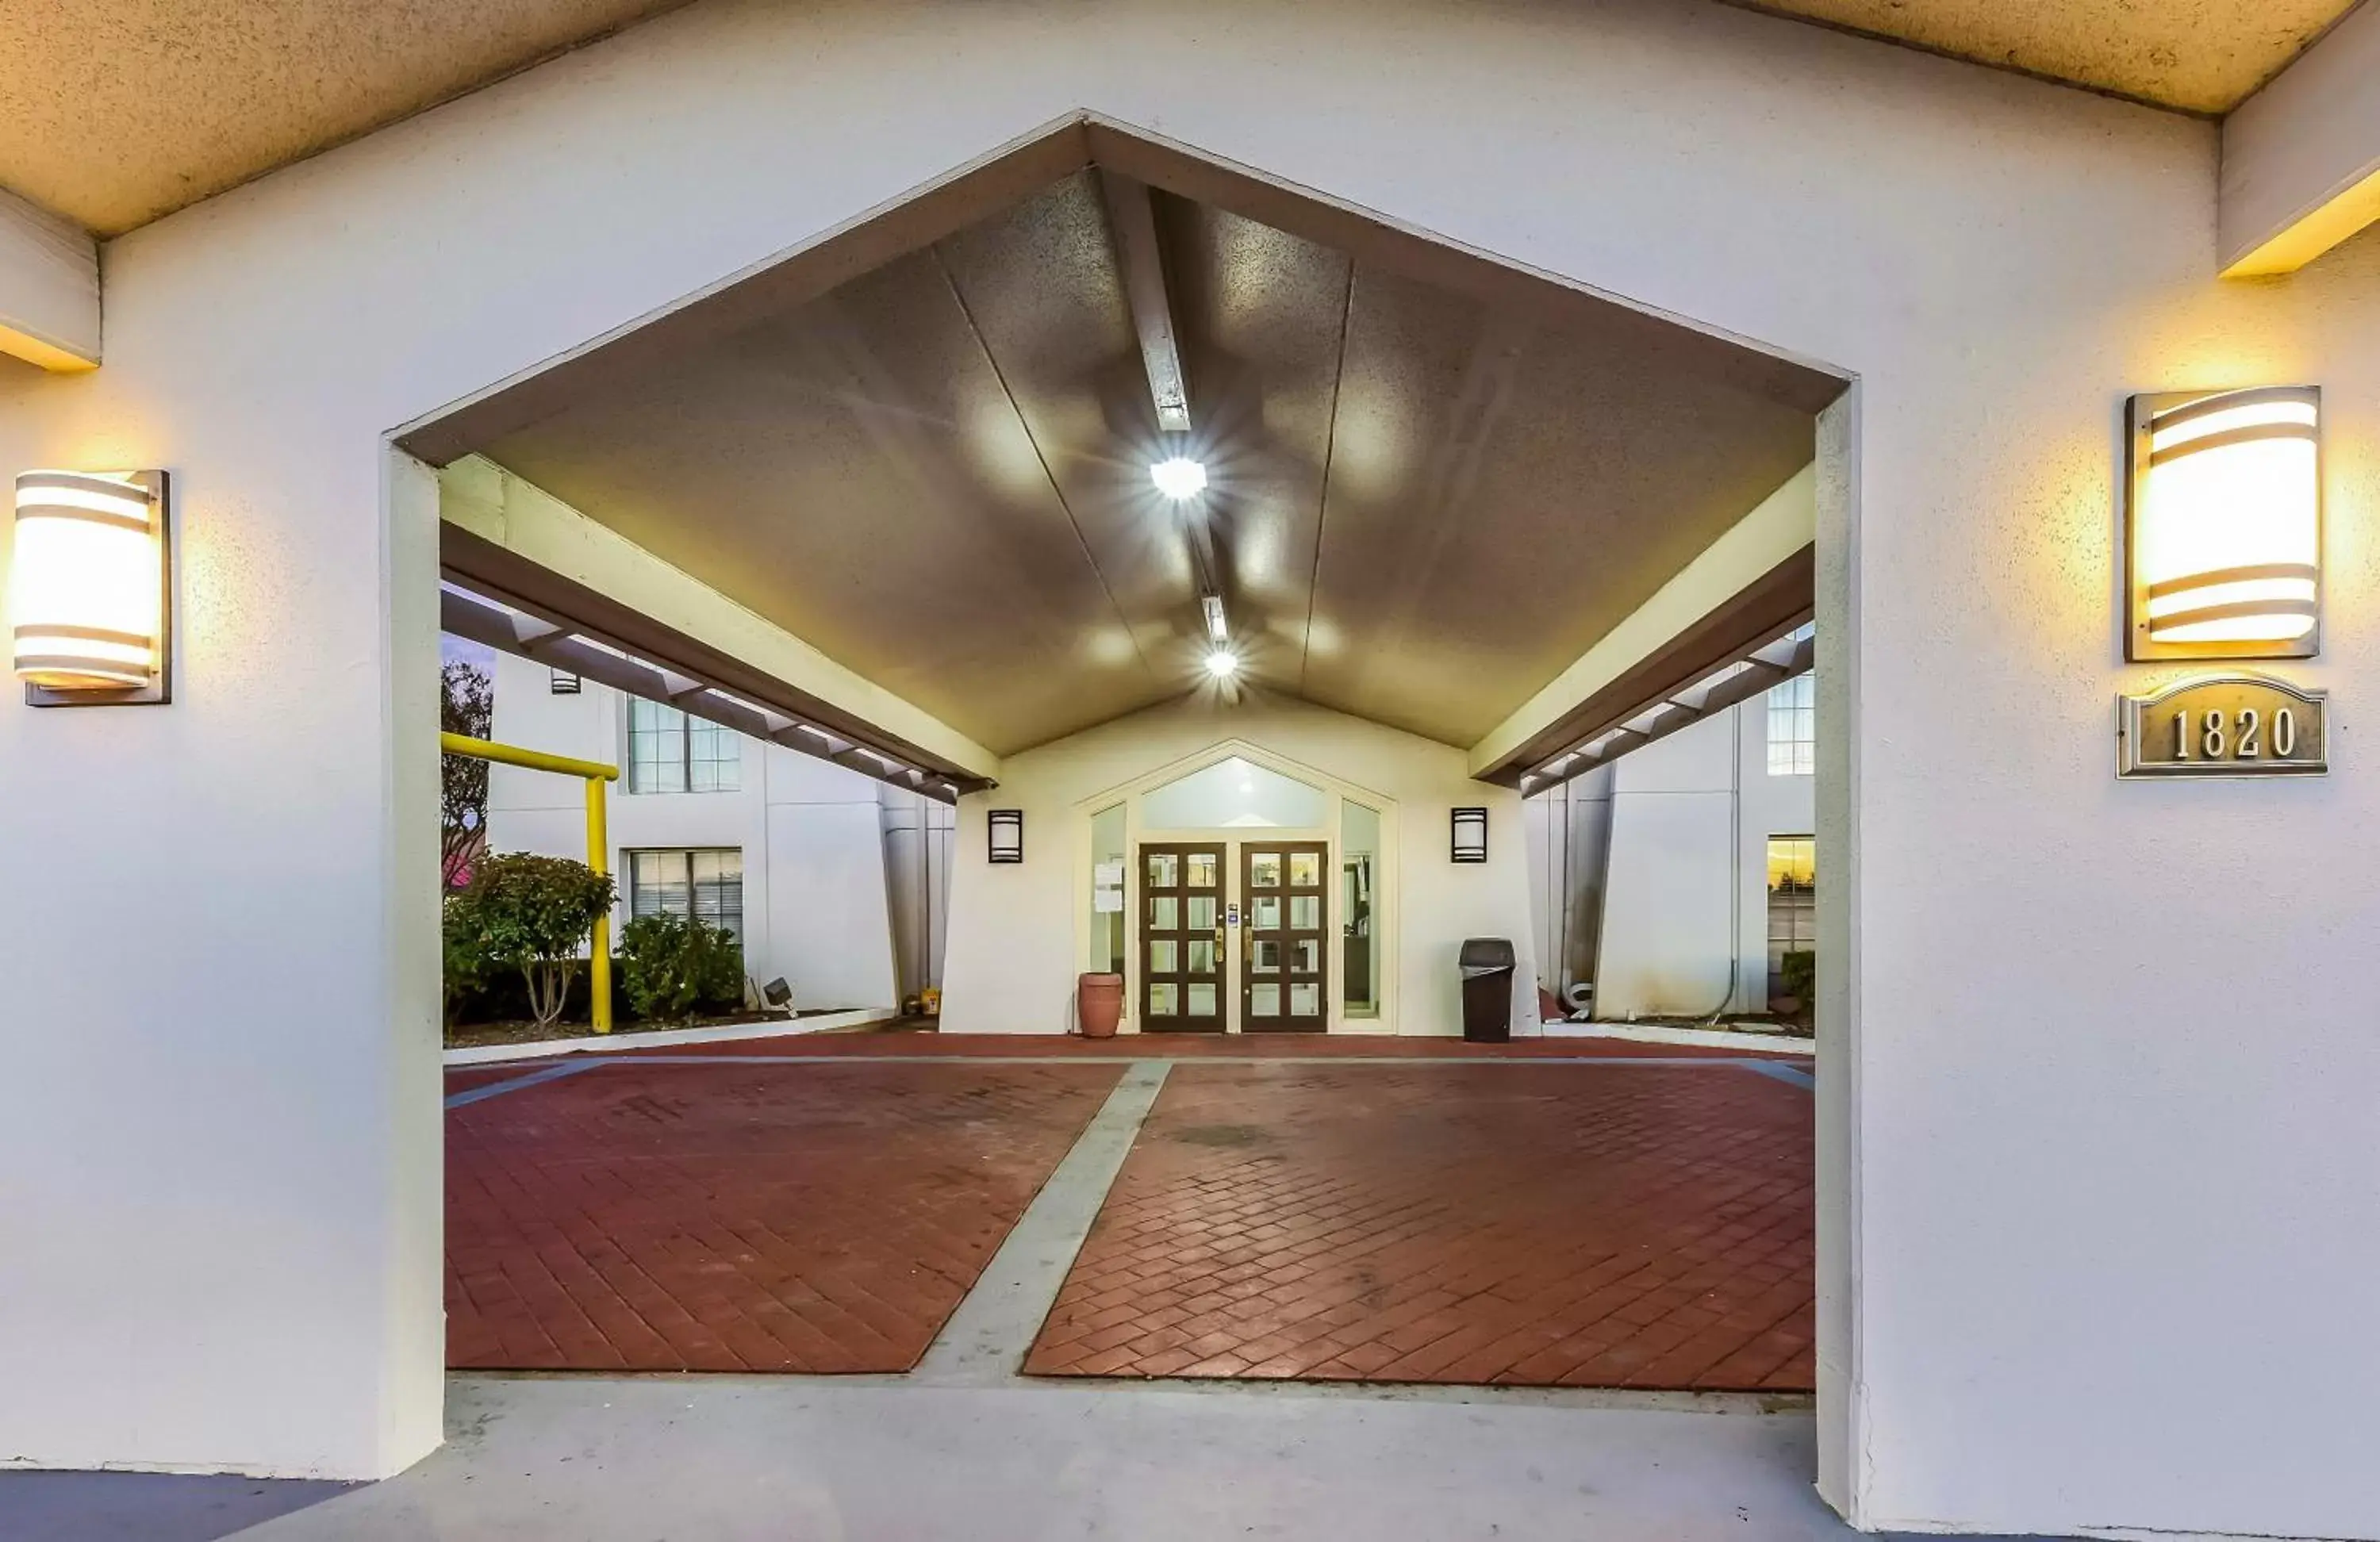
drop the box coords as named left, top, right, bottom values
left=1077, top=972, right=1124, bottom=1038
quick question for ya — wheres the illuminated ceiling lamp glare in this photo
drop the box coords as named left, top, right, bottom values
left=1150, top=456, right=1207, bottom=501
left=2127, top=386, right=2320, bottom=660
left=1203, top=647, right=1240, bottom=681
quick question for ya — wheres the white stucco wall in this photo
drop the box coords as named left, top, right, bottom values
left=482, top=652, right=898, bottom=1010
left=0, top=0, right=2376, bottom=1532
left=941, top=692, right=1537, bottom=1040
left=1588, top=698, right=1817, bottom=1018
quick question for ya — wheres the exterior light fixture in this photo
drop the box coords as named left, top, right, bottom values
left=11, top=470, right=172, bottom=705
left=2126, top=386, right=2320, bottom=661
left=1150, top=457, right=1207, bottom=501
left=1451, top=807, right=1488, bottom=863
left=987, top=808, right=1024, bottom=864
left=1202, top=593, right=1227, bottom=644
left=1203, top=647, right=1239, bottom=680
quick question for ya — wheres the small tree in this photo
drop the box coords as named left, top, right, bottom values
left=617, top=913, right=744, bottom=1023
left=449, top=852, right=616, bottom=1030
left=440, top=661, right=494, bottom=888
left=440, top=895, right=491, bottom=1026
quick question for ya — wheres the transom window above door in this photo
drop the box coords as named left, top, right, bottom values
left=1142, top=756, right=1327, bottom=830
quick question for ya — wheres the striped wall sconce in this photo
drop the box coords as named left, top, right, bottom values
left=2126, top=388, right=2320, bottom=662
left=987, top=808, right=1023, bottom=864
left=10, top=470, right=172, bottom=706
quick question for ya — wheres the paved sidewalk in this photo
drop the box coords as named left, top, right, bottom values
left=1026, top=1061, right=1813, bottom=1387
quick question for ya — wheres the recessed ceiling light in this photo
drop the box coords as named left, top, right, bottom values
left=1151, top=457, right=1207, bottom=501
left=1203, top=647, right=1240, bottom=680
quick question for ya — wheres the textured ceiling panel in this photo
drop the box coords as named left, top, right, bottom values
left=1718, top=0, right=2355, bottom=114
left=0, top=0, right=2358, bottom=238
left=0, top=0, right=693, bottom=234
left=474, top=164, right=1819, bottom=754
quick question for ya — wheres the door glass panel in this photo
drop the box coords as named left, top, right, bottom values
left=1252, top=896, right=1281, bottom=929
left=1186, top=852, right=1219, bottom=888
left=1187, top=938, right=1215, bottom=973
left=1295, top=938, right=1320, bottom=974
left=1289, top=850, right=1321, bottom=887
left=1149, top=939, right=1177, bottom=973
left=1148, top=852, right=1179, bottom=887
left=1250, top=983, right=1280, bottom=1016
left=1150, top=896, right=1177, bottom=930
left=1249, top=851, right=1283, bottom=888
left=1150, top=983, right=1179, bottom=1015
left=1187, top=896, right=1216, bottom=930
left=1253, top=939, right=1280, bottom=972
left=1291, top=983, right=1321, bottom=1016
left=1187, top=982, right=1218, bottom=1016
left=1290, top=895, right=1319, bottom=930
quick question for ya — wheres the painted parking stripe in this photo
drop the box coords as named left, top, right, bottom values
left=1738, top=1061, right=1815, bottom=1091
left=443, top=1060, right=602, bottom=1109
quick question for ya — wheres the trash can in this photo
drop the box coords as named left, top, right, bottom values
left=1459, top=938, right=1517, bottom=1042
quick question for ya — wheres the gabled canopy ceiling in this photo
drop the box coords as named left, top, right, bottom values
left=446, top=143, right=1823, bottom=757
left=0, top=0, right=2359, bottom=236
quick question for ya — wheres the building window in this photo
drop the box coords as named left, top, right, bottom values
left=1766, top=672, right=1814, bottom=777
left=628, top=697, right=740, bottom=793
left=628, top=848, right=744, bottom=942
left=1765, top=837, right=1815, bottom=1006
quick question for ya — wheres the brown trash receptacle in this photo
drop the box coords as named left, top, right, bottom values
left=1458, top=939, right=1515, bottom=1042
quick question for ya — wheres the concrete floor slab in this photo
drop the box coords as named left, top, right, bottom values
left=200, top=1375, right=1955, bottom=1541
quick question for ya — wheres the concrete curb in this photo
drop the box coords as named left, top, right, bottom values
left=442, top=1007, right=900, bottom=1066
left=1538, top=1020, right=1814, bottom=1055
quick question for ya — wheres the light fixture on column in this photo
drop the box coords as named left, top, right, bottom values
left=2127, top=386, right=2320, bottom=661
left=1150, top=456, right=1207, bottom=501
left=1451, top=807, right=1488, bottom=863
left=987, top=807, right=1024, bottom=864
left=10, top=470, right=172, bottom=705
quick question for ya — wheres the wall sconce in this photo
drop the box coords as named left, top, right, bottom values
left=2126, top=387, right=2320, bottom=661
left=1450, top=807, right=1488, bottom=864
left=987, top=808, right=1023, bottom=864
left=10, top=470, right=172, bottom=705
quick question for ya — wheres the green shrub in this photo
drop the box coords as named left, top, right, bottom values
left=1778, top=949, right=1816, bottom=1005
left=440, top=896, right=490, bottom=1026
left=447, top=852, right=617, bottom=1029
left=617, top=912, right=744, bottom=1023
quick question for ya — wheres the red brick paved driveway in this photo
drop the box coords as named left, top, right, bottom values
left=1024, top=1061, right=1813, bottom=1389
left=446, top=1058, right=1119, bottom=1371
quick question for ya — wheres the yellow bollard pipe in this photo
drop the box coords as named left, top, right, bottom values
left=440, top=731, right=620, bottom=1031
left=585, top=774, right=612, bottom=1034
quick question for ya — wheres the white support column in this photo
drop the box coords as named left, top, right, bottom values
left=0, top=186, right=100, bottom=371
left=2219, top=1, right=2380, bottom=278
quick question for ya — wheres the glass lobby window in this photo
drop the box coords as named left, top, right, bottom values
left=1089, top=804, right=1126, bottom=972
left=1765, top=626, right=1817, bottom=777
left=1765, top=836, right=1816, bottom=1004
left=1342, top=800, right=1380, bottom=1017
left=628, top=697, right=742, bottom=793
left=630, top=848, right=745, bottom=942
left=1142, top=755, right=1326, bottom=830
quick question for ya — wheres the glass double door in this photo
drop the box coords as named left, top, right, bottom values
left=1138, top=839, right=1329, bottom=1034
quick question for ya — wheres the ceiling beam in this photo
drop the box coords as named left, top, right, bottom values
left=1097, top=170, right=1192, bottom=432
left=1468, top=464, right=1817, bottom=785
left=2220, top=2, right=2380, bottom=278
left=0, top=187, right=98, bottom=372
left=440, top=587, right=978, bottom=803
left=436, top=455, right=1000, bottom=786
left=1518, top=627, right=1814, bottom=794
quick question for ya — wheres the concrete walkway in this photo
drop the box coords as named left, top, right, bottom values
left=52, top=1378, right=1900, bottom=1541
